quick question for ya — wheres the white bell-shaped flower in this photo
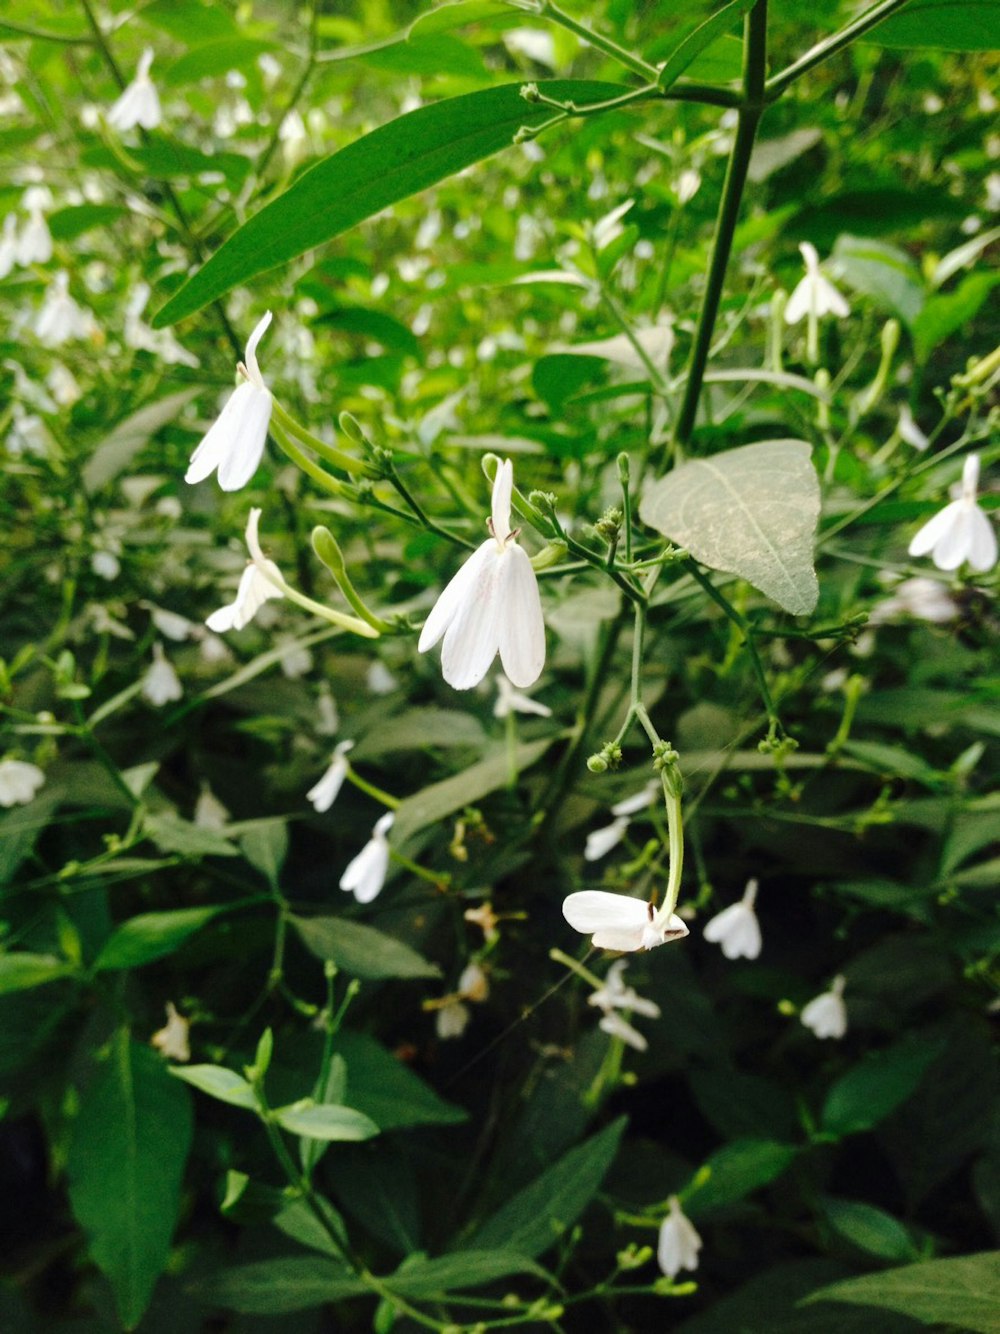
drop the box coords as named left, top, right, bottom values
left=107, top=48, right=162, bottom=132
left=562, top=890, right=688, bottom=953
left=702, top=878, right=762, bottom=960
left=908, top=454, right=996, bottom=573
left=870, top=576, right=957, bottom=625
left=151, top=1002, right=190, bottom=1062
left=784, top=242, right=850, bottom=324
left=340, top=811, right=394, bottom=904
left=657, top=1196, right=702, bottom=1278
left=494, top=672, right=552, bottom=718
left=584, top=816, right=630, bottom=862
left=418, top=458, right=545, bottom=689
left=17, top=192, right=52, bottom=266
left=588, top=959, right=661, bottom=1019
left=35, top=272, right=91, bottom=346
left=611, top=782, right=659, bottom=818
left=142, top=642, right=183, bottom=706
left=0, top=758, right=46, bottom=807
left=897, top=404, right=929, bottom=451
left=307, top=740, right=355, bottom=813
left=598, top=1010, right=649, bottom=1051
left=801, top=974, right=847, bottom=1040
left=186, top=312, right=273, bottom=491
left=206, top=508, right=285, bottom=632
left=194, top=783, right=230, bottom=830
left=0, top=214, right=19, bottom=279
left=435, top=998, right=471, bottom=1040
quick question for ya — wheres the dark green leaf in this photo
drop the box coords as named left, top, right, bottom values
left=336, top=1032, right=466, bottom=1130
left=153, top=81, right=631, bottom=325
left=687, top=1140, right=799, bottom=1216
left=822, top=1035, right=944, bottom=1136
left=163, top=38, right=277, bottom=85
left=386, top=1250, right=548, bottom=1297
left=192, top=1257, right=367, bottom=1313
left=93, top=906, right=229, bottom=971
left=143, top=812, right=239, bottom=858
left=0, top=952, right=74, bottom=995
left=820, top=1197, right=919, bottom=1263
left=68, top=1035, right=193, bottom=1330
left=803, top=1252, right=1000, bottom=1333
left=869, top=0, right=1000, bottom=50
left=833, top=235, right=925, bottom=327
left=292, top=915, right=441, bottom=981
left=656, top=0, right=755, bottom=91
left=912, top=272, right=1000, bottom=363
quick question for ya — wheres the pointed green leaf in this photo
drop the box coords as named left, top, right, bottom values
left=386, top=1250, right=549, bottom=1298
left=819, top=1198, right=920, bottom=1263
left=68, top=1035, right=193, bottom=1330
left=93, top=906, right=229, bottom=971
left=169, top=1063, right=258, bottom=1110
left=821, top=1035, right=945, bottom=1136
left=656, top=0, right=755, bottom=91
left=639, top=439, right=821, bottom=615
left=868, top=0, right=1000, bottom=50
left=152, top=81, right=630, bottom=326
left=273, top=1101, right=379, bottom=1142
left=192, top=1257, right=368, bottom=1313
left=803, top=1251, right=1000, bottom=1333
left=292, top=915, right=441, bottom=981
left=0, top=952, right=74, bottom=995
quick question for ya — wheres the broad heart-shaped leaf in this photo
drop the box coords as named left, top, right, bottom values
left=291, top=915, right=441, bottom=981
left=639, top=439, right=820, bottom=616
left=68, top=1034, right=193, bottom=1330
left=152, top=81, right=630, bottom=326
left=470, top=1117, right=626, bottom=1259
left=802, top=1251, right=1000, bottom=1334
left=868, top=0, right=1000, bottom=50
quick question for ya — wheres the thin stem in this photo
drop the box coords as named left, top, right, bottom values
left=345, top=769, right=401, bottom=810
left=672, top=0, right=768, bottom=449
left=683, top=559, right=779, bottom=728
left=535, top=0, right=660, bottom=80
left=272, top=401, right=374, bottom=476
left=0, top=18, right=93, bottom=42
left=765, top=0, right=914, bottom=101
left=253, top=0, right=319, bottom=188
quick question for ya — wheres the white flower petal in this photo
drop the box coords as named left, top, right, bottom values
left=783, top=276, right=811, bottom=325
left=243, top=310, right=273, bottom=386
left=931, top=508, right=976, bottom=570
left=340, top=836, right=390, bottom=903
left=440, top=549, right=504, bottom=690
left=418, top=540, right=493, bottom=653
left=491, top=457, right=514, bottom=544
left=216, top=388, right=271, bottom=491
left=497, top=545, right=545, bottom=688
left=966, top=507, right=998, bottom=572
left=908, top=500, right=962, bottom=559
left=657, top=1198, right=702, bottom=1278
left=584, top=817, right=629, bottom=862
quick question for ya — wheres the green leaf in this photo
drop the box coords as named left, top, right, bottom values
left=391, top=737, right=553, bottom=844
left=386, top=1250, right=548, bottom=1297
left=656, top=0, right=755, bottom=91
left=93, top=906, right=229, bottom=971
left=336, top=1032, right=466, bottom=1130
left=471, top=1117, right=626, bottom=1259
left=912, top=272, right=1000, bottom=363
left=0, top=952, right=74, bottom=995
left=868, top=0, right=1000, bottom=50
left=143, top=812, right=239, bottom=858
left=163, top=38, right=277, bottom=85
left=140, top=0, right=240, bottom=41
left=687, top=1139, right=799, bottom=1216
left=152, top=81, right=631, bottom=326
left=82, top=390, right=199, bottom=494
left=292, top=915, right=441, bottom=981
left=273, top=1101, right=379, bottom=1142
left=48, top=204, right=126, bottom=241
left=833, top=235, right=926, bottom=327
left=169, top=1063, right=258, bottom=1110
left=237, top=818, right=289, bottom=888
left=803, top=1252, right=1000, bottom=1333
left=821, top=1035, right=945, bottom=1136
left=316, top=306, right=423, bottom=358
left=68, top=1035, right=193, bottom=1330
left=192, top=1257, right=368, bottom=1313
left=819, top=1198, right=919, bottom=1263
left=350, top=708, right=486, bottom=759
left=639, top=439, right=820, bottom=616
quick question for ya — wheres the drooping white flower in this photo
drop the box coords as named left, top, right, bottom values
left=435, top=998, right=471, bottom=1040
left=494, top=672, right=552, bottom=719
left=194, top=783, right=230, bottom=830
left=870, top=576, right=958, bottom=625
left=17, top=192, right=52, bottom=266
left=433, top=961, right=489, bottom=1040
left=784, top=242, right=850, bottom=324
left=562, top=890, right=689, bottom=953
left=908, top=453, right=996, bottom=573
left=151, top=1002, right=190, bottom=1062
left=35, top=272, right=91, bottom=346
left=279, top=640, right=313, bottom=679
left=588, top=959, right=661, bottom=1019
left=367, top=661, right=399, bottom=696
left=107, top=48, right=162, bottom=132
left=584, top=816, right=630, bottom=862
left=657, top=1196, right=702, bottom=1279
left=598, top=1010, right=649, bottom=1051
left=897, top=403, right=929, bottom=452
left=0, top=758, right=46, bottom=807
left=125, top=282, right=199, bottom=367
left=91, top=550, right=120, bottom=581
left=702, top=878, right=762, bottom=960
left=611, top=782, right=659, bottom=818
left=186, top=312, right=273, bottom=491
left=801, top=974, right=848, bottom=1040
left=307, top=740, right=355, bottom=813
left=675, top=168, right=702, bottom=204
left=141, top=642, right=183, bottom=706
left=149, top=606, right=195, bottom=642
left=340, top=811, right=394, bottom=903
left=0, top=214, right=18, bottom=279
left=206, top=507, right=284, bottom=632
left=418, top=458, right=545, bottom=690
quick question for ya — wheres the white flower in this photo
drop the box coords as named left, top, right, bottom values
left=151, top=1002, right=190, bottom=1062
left=35, top=272, right=91, bottom=346
left=611, top=782, right=659, bottom=817
left=0, top=759, right=45, bottom=807
left=675, top=168, right=701, bottom=204
left=279, top=641, right=313, bottom=678
left=206, top=507, right=285, bottom=632
left=125, top=282, right=199, bottom=367
left=340, top=811, right=394, bottom=903
left=142, top=642, right=183, bottom=706
left=46, top=363, right=81, bottom=406
left=801, top=974, right=847, bottom=1040
left=307, top=740, right=355, bottom=813
left=584, top=816, right=630, bottom=862
left=316, top=685, right=339, bottom=736
left=588, top=959, right=661, bottom=1019
left=107, top=48, right=162, bottom=132
left=0, top=214, right=18, bottom=279
left=199, top=633, right=230, bottom=665
left=194, top=783, right=229, bottom=830
left=435, top=999, right=471, bottom=1040
left=657, top=1196, right=702, bottom=1278
left=17, top=200, right=52, bottom=266
left=494, top=672, right=552, bottom=719
left=870, top=576, right=958, bottom=625
left=897, top=404, right=929, bottom=452
left=367, top=661, right=398, bottom=695
left=150, top=606, right=195, bottom=641
left=418, top=458, right=545, bottom=690
left=186, top=312, right=273, bottom=491
left=434, top=962, right=489, bottom=1040
left=784, top=242, right=850, bottom=324
left=702, top=878, right=762, bottom=960
left=598, top=1010, right=649, bottom=1051
left=562, top=890, right=689, bottom=953
left=90, top=550, right=120, bottom=580
left=908, top=454, right=996, bottom=573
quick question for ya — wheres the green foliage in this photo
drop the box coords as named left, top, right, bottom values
left=804, top=1252, right=1000, bottom=1333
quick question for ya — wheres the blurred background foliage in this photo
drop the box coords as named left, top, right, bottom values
left=0, top=0, right=998, bottom=1330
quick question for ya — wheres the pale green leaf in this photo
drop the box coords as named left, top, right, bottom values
left=192, top=1257, right=367, bottom=1313
left=169, top=1063, right=258, bottom=1110
left=0, top=952, right=74, bottom=995
left=292, top=915, right=441, bottom=980
left=803, top=1252, right=1000, bottom=1333
left=639, top=439, right=821, bottom=616
left=273, top=1101, right=379, bottom=1142
left=386, top=1250, right=549, bottom=1297
left=82, top=390, right=199, bottom=494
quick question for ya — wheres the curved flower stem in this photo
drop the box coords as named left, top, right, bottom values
left=672, top=0, right=768, bottom=451
left=272, top=401, right=376, bottom=477
left=344, top=768, right=401, bottom=809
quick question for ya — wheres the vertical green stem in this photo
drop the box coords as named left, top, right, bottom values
left=672, top=0, right=768, bottom=449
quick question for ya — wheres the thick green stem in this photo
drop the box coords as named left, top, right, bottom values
left=672, top=0, right=768, bottom=449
